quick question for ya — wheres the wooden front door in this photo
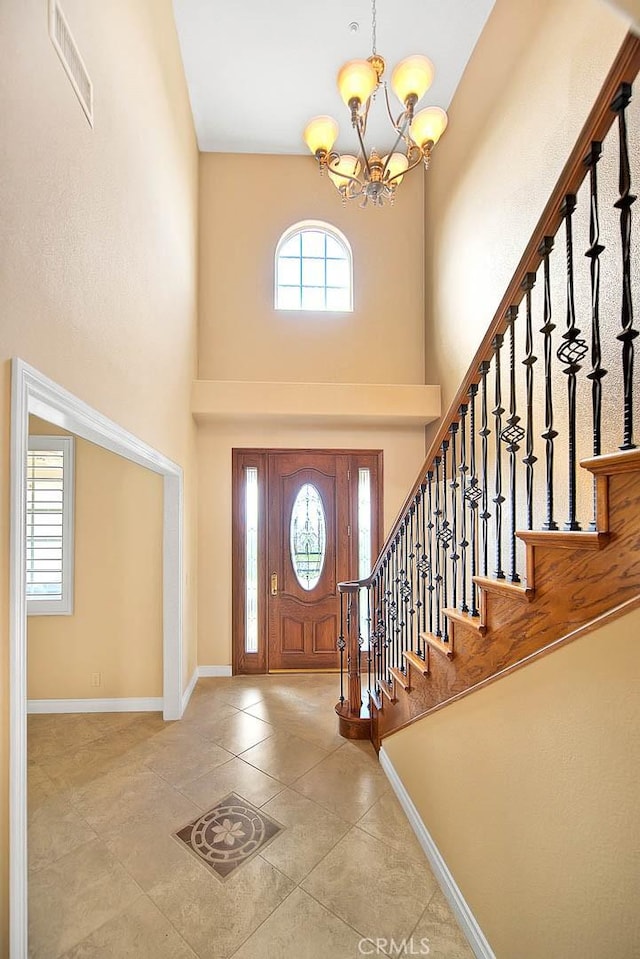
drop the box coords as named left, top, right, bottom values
left=267, top=452, right=349, bottom=670
left=232, top=449, right=382, bottom=674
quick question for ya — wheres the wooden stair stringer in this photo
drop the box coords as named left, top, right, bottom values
left=372, top=464, right=640, bottom=747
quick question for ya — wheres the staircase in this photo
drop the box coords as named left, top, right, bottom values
left=335, top=33, right=640, bottom=750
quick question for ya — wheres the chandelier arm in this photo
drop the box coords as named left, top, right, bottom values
left=382, top=83, right=408, bottom=136
left=353, top=119, right=373, bottom=177
left=361, top=94, right=374, bottom=140
left=386, top=145, right=425, bottom=184
left=380, top=124, right=410, bottom=181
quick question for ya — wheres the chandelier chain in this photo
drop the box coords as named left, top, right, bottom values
left=371, top=0, right=377, bottom=54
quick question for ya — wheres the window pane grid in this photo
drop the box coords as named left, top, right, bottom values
left=276, top=224, right=352, bottom=312
left=26, top=448, right=65, bottom=599
left=26, top=437, right=74, bottom=610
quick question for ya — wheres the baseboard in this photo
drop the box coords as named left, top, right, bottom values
left=198, top=665, right=233, bottom=677
left=181, top=668, right=199, bottom=713
left=379, top=747, right=495, bottom=959
left=27, top=697, right=163, bottom=714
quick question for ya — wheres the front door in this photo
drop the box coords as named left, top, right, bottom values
left=267, top=452, right=349, bottom=670
left=232, top=449, right=382, bottom=673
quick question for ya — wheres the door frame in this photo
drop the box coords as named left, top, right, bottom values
left=9, top=358, right=184, bottom=957
left=232, top=447, right=383, bottom=675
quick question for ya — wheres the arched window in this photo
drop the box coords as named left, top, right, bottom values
left=275, top=221, right=353, bottom=312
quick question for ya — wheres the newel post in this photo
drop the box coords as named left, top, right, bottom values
left=335, top=582, right=372, bottom=740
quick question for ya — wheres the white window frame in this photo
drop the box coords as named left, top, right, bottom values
left=26, top=434, right=75, bottom=616
left=274, top=219, right=354, bottom=313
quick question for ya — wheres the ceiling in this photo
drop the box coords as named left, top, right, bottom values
left=172, top=0, right=496, bottom=155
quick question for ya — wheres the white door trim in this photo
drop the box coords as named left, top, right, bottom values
left=9, top=357, right=185, bottom=958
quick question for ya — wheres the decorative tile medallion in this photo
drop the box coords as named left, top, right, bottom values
left=174, top=792, right=284, bottom=880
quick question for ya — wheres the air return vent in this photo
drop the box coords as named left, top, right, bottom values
left=48, top=0, right=93, bottom=126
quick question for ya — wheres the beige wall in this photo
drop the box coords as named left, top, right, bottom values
left=197, top=421, right=426, bottom=667
left=383, top=604, right=640, bottom=959
left=197, top=150, right=428, bottom=666
left=0, top=0, right=198, bottom=949
left=423, top=0, right=632, bottom=440
left=27, top=418, right=163, bottom=700
left=603, top=0, right=640, bottom=29
left=198, top=153, right=425, bottom=385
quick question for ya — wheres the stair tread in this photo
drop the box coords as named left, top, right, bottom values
left=443, top=607, right=487, bottom=634
left=420, top=631, right=454, bottom=659
left=473, top=576, right=535, bottom=602
left=516, top=530, right=610, bottom=550
left=378, top=678, right=398, bottom=703
left=389, top=666, right=411, bottom=690
left=403, top=650, right=430, bottom=675
left=581, top=449, right=640, bottom=475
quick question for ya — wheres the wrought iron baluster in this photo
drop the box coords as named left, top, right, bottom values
left=414, top=490, right=423, bottom=655
left=392, top=540, right=400, bottom=670
left=391, top=546, right=398, bottom=665
left=395, top=538, right=402, bottom=669
left=493, top=335, right=506, bottom=579
left=439, top=440, right=451, bottom=641
left=521, top=273, right=538, bottom=531
left=397, top=527, right=406, bottom=664
left=408, top=504, right=416, bottom=655
left=433, top=456, right=443, bottom=638
left=500, top=307, right=524, bottom=582
left=365, top=585, right=372, bottom=696
left=338, top=591, right=345, bottom=704
left=585, top=140, right=606, bottom=529
left=370, top=577, right=378, bottom=690
left=449, top=423, right=460, bottom=609
left=346, top=593, right=353, bottom=709
left=612, top=83, right=637, bottom=451
left=479, top=361, right=491, bottom=575
left=384, top=556, right=392, bottom=683
left=374, top=574, right=383, bottom=689
left=396, top=516, right=407, bottom=669
left=379, top=571, right=387, bottom=686
left=465, top=384, right=481, bottom=616
left=417, top=482, right=427, bottom=653
left=426, top=470, right=435, bottom=637
left=557, top=194, right=587, bottom=531
left=539, top=236, right=559, bottom=531
left=459, top=404, right=469, bottom=613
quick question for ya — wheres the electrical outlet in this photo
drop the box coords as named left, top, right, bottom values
left=91, top=672, right=101, bottom=687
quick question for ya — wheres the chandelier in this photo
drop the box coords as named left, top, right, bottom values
left=303, top=0, right=448, bottom=207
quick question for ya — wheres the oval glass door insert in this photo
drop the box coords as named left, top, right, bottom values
left=290, top=483, right=326, bottom=590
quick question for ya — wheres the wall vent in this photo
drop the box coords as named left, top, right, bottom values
left=48, top=0, right=93, bottom=127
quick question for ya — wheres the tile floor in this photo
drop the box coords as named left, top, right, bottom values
left=28, top=674, right=474, bottom=959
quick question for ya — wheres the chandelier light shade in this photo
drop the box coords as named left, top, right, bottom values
left=303, top=115, right=339, bottom=156
left=337, top=59, right=378, bottom=109
left=410, top=106, right=449, bottom=149
left=303, top=0, right=449, bottom=207
left=390, top=55, right=434, bottom=106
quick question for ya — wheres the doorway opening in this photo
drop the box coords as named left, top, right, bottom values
left=232, top=448, right=382, bottom=674
left=9, top=358, right=184, bottom=957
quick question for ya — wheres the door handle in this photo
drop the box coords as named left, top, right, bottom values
left=270, top=572, right=278, bottom=596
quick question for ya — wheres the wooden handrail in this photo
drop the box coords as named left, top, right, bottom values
left=361, top=31, right=640, bottom=587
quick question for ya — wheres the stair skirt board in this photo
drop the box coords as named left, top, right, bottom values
left=379, top=748, right=496, bottom=959
left=27, top=697, right=163, bottom=714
